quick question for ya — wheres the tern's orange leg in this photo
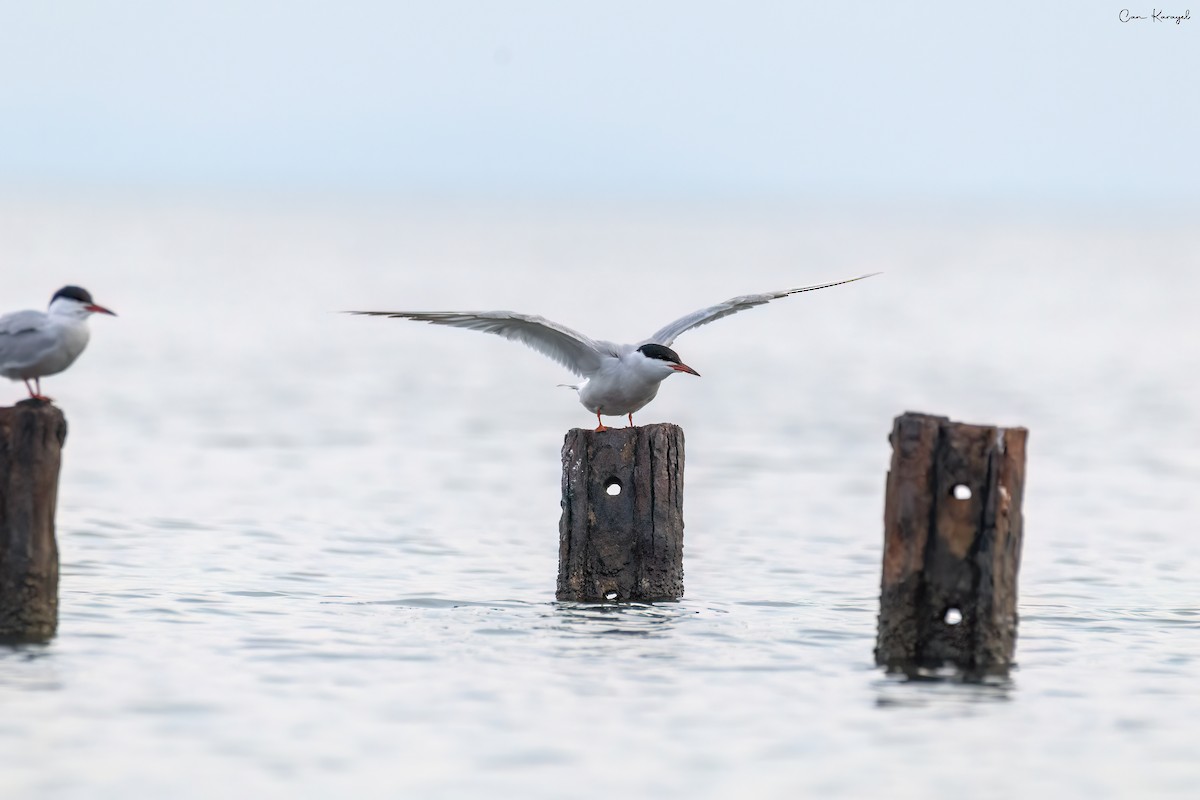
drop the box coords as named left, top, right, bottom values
left=594, top=412, right=608, bottom=432
left=24, top=378, right=51, bottom=401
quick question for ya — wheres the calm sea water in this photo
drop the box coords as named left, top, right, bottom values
left=0, top=197, right=1197, bottom=799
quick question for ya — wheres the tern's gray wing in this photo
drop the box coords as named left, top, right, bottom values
left=347, top=310, right=615, bottom=378
left=641, top=273, right=879, bottom=346
left=0, top=310, right=56, bottom=369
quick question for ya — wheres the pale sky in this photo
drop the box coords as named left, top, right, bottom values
left=1, top=1, right=1196, bottom=205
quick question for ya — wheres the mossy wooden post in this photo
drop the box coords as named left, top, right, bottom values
left=558, top=424, right=685, bottom=602
left=875, top=412, right=1027, bottom=673
left=0, top=400, right=67, bottom=642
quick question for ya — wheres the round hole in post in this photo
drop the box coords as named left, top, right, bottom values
left=952, top=484, right=972, bottom=500
left=604, top=477, right=623, bottom=497
left=944, top=607, right=963, bottom=625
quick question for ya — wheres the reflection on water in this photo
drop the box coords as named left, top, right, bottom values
left=873, top=671, right=1015, bottom=709
left=0, top=646, right=60, bottom=692
left=550, top=601, right=692, bottom=638
left=0, top=200, right=1197, bottom=798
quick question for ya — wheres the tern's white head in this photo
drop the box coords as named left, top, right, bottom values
left=47, top=286, right=117, bottom=321
left=635, top=343, right=701, bottom=379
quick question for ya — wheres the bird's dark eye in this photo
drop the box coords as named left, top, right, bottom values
left=637, top=343, right=682, bottom=364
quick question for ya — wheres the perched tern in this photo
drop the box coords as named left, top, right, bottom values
left=350, top=273, right=876, bottom=431
left=0, top=286, right=117, bottom=401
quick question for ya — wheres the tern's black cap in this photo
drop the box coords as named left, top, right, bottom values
left=51, top=286, right=94, bottom=305
left=637, top=343, right=684, bottom=364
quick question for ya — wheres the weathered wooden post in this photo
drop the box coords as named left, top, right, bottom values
left=558, top=423, right=685, bottom=602
left=0, top=400, right=67, bottom=642
left=875, top=412, right=1027, bottom=674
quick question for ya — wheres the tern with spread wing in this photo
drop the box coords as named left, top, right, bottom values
left=350, top=273, right=876, bottom=431
left=0, top=286, right=117, bottom=401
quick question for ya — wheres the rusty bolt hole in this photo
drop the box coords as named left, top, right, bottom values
left=952, top=484, right=972, bottom=500
left=604, top=477, right=623, bottom=497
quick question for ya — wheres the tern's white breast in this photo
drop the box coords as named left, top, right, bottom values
left=576, top=349, right=669, bottom=416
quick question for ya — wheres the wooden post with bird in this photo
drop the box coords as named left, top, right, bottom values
left=557, top=423, right=685, bottom=602
left=875, top=412, right=1028, bottom=674
left=0, top=400, right=66, bottom=642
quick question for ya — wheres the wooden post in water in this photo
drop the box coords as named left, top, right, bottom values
left=557, top=423, right=685, bottom=602
left=0, top=400, right=67, bottom=642
left=875, top=412, right=1027, bottom=673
